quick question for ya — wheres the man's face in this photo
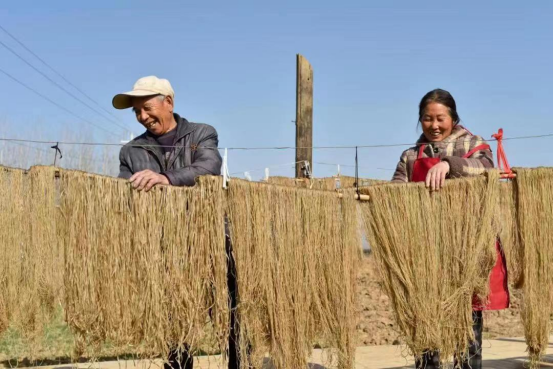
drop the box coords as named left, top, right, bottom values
left=131, top=95, right=175, bottom=136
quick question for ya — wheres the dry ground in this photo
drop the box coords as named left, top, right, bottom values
left=356, top=253, right=525, bottom=346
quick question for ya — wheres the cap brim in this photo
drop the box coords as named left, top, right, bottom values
left=112, top=90, right=160, bottom=109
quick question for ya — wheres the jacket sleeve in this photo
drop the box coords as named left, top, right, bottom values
left=391, top=150, right=409, bottom=183
left=118, top=147, right=133, bottom=179
left=442, top=135, right=494, bottom=178
left=162, top=125, right=222, bottom=186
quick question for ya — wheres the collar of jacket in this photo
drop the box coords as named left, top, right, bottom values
left=131, top=113, right=196, bottom=170
left=134, top=113, right=195, bottom=146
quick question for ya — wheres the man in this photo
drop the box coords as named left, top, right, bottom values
left=113, top=75, right=222, bottom=190
left=113, top=76, right=240, bottom=369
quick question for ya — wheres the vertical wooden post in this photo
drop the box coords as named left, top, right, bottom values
left=295, top=54, right=313, bottom=178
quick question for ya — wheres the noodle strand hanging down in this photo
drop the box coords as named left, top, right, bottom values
left=225, top=179, right=360, bottom=368
left=359, top=171, right=500, bottom=366
left=59, top=170, right=228, bottom=362
left=514, top=167, right=553, bottom=367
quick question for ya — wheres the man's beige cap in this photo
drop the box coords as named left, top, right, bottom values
left=112, top=76, right=175, bottom=109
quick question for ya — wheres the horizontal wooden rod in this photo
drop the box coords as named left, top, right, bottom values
left=339, top=173, right=517, bottom=202
left=337, top=193, right=370, bottom=201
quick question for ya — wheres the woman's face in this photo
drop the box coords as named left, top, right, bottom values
left=420, top=102, right=454, bottom=142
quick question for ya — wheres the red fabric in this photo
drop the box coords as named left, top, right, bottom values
left=492, top=128, right=515, bottom=179
left=463, top=144, right=491, bottom=159
left=410, top=144, right=510, bottom=311
left=472, top=240, right=510, bottom=310
left=411, top=145, right=440, bottom=182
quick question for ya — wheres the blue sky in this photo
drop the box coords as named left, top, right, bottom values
left=0, top=1, right=552, bottom=179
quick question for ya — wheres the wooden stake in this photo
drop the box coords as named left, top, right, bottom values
left=295, top=54, right=313, bottom=178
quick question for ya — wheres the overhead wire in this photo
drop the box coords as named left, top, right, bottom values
left=0, top=139, right=119, bottom=165
left=315, top=161, right=395, bottom=171
left=0, top=131, right=552, bottom=150
left=1, top=132, right=551, bottom=179
left=0, top=38, right=130, bottom=134
left=0, top=67, right=120, bottom=136
left=230, top=161, right=302, bottom=176
left=0, top=24, right=128, bottom=128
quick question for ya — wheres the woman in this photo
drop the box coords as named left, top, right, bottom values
left=392, top=89, right=509, bottom=369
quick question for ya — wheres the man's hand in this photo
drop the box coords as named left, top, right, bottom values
left=129, top=170, right=170, bottom=192
left=425, top=161, right=450, bottom=191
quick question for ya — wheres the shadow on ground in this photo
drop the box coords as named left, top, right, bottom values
left=261, top=357, right=326, bottom=369
left=383, top=355, right=553, bottom=370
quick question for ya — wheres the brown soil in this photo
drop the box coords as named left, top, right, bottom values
left=356, top=254, right=524, bottom=346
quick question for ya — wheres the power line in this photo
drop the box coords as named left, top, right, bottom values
left=0, top=67, right=120, bottom=136
left=501, top=133, right=553, bottom=142
left=5, top=140, right=51, bottom=154
left=0, top=24, right=129, bottom=129
left=230, top=161, right=302, bottom=175
left=0, top=38, right=130, bottom=134
left=315, top=162, right=395, bottom=171
left=1, top=140, right=119, bottom=165
left=0, top=131, right=552, bottom=150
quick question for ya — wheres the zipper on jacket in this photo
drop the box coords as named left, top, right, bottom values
left=167, top=141, right=184, bottom=170
left=141, top=145, right=166, bottom=172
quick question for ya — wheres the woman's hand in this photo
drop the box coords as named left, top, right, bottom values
left=425, top=161, right=450, bottom=191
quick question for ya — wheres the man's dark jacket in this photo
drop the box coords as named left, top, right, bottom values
left=118, top=114, right=222, bottom=186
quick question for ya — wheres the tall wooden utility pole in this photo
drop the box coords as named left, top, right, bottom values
left=295, top=54, right=313, bottom=178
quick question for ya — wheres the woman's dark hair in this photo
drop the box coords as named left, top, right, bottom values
left=418, top=89, right=460, bottom=125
